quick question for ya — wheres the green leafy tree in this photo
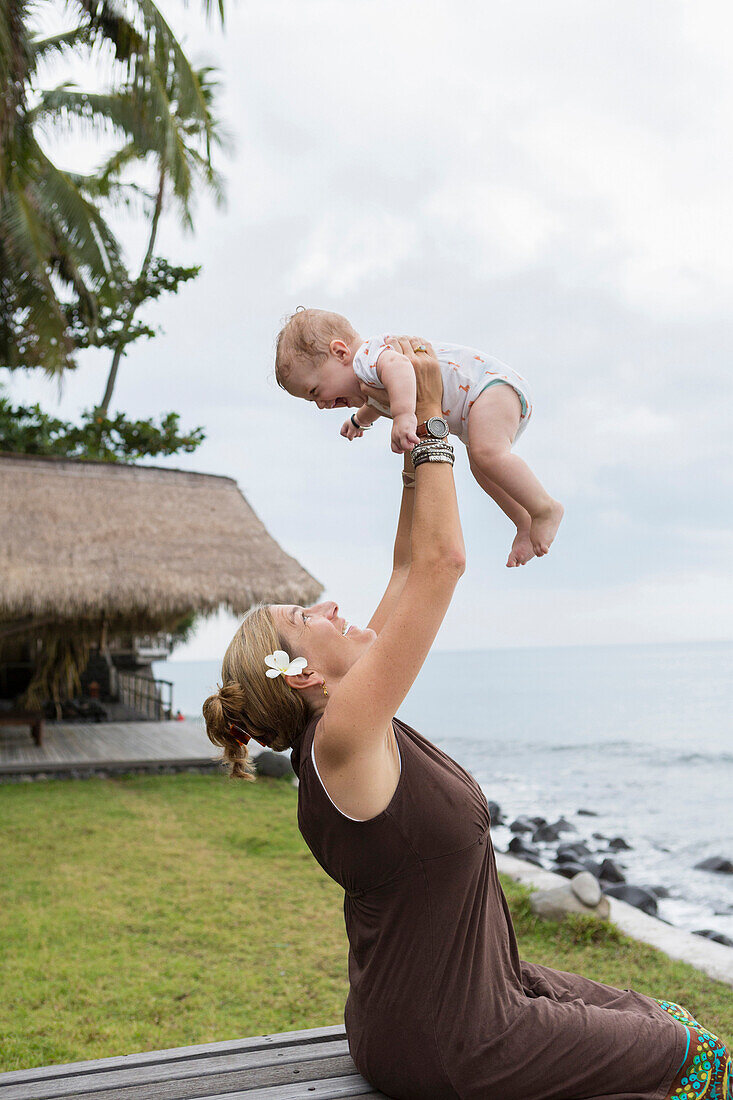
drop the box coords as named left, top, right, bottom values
left=1, top=0, right=226, bottom=376
left=0, top=5, right=124, bottom=373
left=0, top=393, right=205, bottom=462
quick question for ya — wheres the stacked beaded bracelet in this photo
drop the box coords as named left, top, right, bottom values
left=414, top=450, right=455, bottom=468
left=411, top=439, right=455, bottom=468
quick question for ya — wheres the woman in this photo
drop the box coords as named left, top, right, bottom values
left=204, top=340, right=730, bottom=1100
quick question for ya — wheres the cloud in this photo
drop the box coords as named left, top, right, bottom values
left=9, top=0, right=732, bottom=656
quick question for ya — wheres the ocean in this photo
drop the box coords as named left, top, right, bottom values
left=155, top=640, right=733, bottom=942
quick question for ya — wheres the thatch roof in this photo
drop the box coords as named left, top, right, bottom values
left=0, top=453, right=322, bottom=622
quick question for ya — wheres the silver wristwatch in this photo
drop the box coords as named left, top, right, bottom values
left=416, top=416, right=449, bottom=440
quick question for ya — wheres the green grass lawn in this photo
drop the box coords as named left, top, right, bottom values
left=1, top=772, right=730, bottom=1073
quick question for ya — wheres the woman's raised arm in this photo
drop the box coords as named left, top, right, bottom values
left=365, top=449, right=415, bottom=636
left=321, top=340, right=465, bottom=763
left=367, top=337, right=441, bottom=635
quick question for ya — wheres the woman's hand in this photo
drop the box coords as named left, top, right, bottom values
left=388, top=337, right=444, bottom=419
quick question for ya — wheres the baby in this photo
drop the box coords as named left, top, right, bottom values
left=275, top=308, right=563, bottom=566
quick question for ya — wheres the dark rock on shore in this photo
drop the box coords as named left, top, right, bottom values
left=694, top=856, right=733, bottom=874
left=648, top=885, right=671, bottom=899
left=255, top=751, right=294, bottom=778
left=577, top=808, right=599, bottom=816
left=510, top=815, right=538, bottom=834
left=556, top=842, right=592, bottom=861
left=508, top=836, right=541, bottom=859
left=554, top=861, right=593, bottom=880
left=607, top=837, right=633, bottom=852
left=602, top=884, right=658, bottom=916
left=533, top=823, right=563, bottom=843
left=692, top=929, right=733, bottom=947
left=592, top=832, right=608, bottom=841
left=488, top=801, right=505, bottom=826
left=533, top=818, right=576, bottom=843
left=599, top=859, right=626, bottom=884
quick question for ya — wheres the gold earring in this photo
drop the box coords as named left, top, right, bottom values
left=322, top=682, right=329, bottom=697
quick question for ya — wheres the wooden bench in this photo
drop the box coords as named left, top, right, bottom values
left=0, top=1024, right=390, bottom=1098
left=0, top=711, right=44, bottom=747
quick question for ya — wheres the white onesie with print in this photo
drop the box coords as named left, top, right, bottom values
left=351, top=335, right=533, bottom=446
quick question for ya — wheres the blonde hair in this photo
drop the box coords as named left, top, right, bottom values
left=202, top=605, right=309, bottom=780
left=274, top=307, right=358, bottom=391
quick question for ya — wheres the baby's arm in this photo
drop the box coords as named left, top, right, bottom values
left=355, top=404, right=382, bottom=428
left=341, top=403, right=381, bottom=440
left=377, top=349, right=419, bottom=453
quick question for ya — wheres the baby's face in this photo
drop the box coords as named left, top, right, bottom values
left=289, top=351, right=363, bottom=410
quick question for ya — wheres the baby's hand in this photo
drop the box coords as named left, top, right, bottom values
left=391, top=413, right=420, bottom=454
left=341, top=415, right=365, bottom=441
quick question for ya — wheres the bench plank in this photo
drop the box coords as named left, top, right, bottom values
left=204, top=1082, right=379, bottom=1099
left=0, top=1028, right=390, bottom=1099
left=0, top=1027, right=347, bottom=1084
left=0, top=1049, right=360, bottom=1099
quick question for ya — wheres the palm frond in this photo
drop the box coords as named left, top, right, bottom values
left=69, top=0, right=215, bottom=142
left=30, top=26, right=92, bottom=68
left=0, top=183, right=75, bottom=373
left=35, top=84, right=156, bottom=150
left=34, top=142, right=124, bottom=284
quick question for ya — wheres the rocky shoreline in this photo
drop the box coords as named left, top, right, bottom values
left=488, top=801, right=733, bottom=948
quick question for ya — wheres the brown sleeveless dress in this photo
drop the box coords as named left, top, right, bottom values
left=290, top=713, right=688, bottom=1100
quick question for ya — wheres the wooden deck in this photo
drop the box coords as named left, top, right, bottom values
left=0, top=1025, right=388, bottom=1099
left=0, top=718, right=217, bottom=778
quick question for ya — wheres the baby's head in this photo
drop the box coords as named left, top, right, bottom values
left=275, top=308, right=363, bottom=410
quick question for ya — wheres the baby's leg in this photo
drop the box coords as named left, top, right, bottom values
left=467, top=384, right=563, bottom=557
left=469, top=458, right=534, bottom=567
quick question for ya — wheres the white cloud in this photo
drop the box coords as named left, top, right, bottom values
left=288, top=208, right=420, bottom=295
left=9, top=0, right=733, bottom=658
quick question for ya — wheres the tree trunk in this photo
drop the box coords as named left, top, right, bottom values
left=97, top=160, right=166, bottom=417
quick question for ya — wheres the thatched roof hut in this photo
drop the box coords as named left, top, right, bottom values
left=1, top=452, right=322, bottom=626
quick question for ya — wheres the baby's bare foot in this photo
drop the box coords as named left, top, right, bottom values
left=530, top=500, right=564, bottom=557
left=506, top=529, right=535, bottom=568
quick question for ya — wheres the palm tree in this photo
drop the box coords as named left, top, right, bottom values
left=94, top=67, right=227, bottom=416
left=0, top=0, right=226, bottom=376
left=1, top=4, right=124, bottom=373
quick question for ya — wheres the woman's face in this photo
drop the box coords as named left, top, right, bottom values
left=270, top=600, right=376, bottom=684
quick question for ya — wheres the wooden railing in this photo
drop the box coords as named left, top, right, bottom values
left=115, top=671, right=174, bottom=721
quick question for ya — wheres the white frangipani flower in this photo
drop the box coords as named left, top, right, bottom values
left=264, top=650, right=307, bottom=678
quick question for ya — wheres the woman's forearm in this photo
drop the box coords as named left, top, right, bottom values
left=365, top=455, right=415, bottom=634
left=392, top=452, right=415, bottom=570
left=410, top=398, right=465, bottom=571
left=410, top=459, right=465, bottom=571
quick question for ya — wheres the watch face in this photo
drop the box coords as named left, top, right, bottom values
left=427, top=416, right=449, bottom=438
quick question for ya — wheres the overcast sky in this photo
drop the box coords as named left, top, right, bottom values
left=10, top=0, right=733, bottom=658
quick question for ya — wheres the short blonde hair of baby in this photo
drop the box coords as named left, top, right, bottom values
left=275, top=308, right=358, bottom=391
left=202, top=604, right=309, bottom=780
